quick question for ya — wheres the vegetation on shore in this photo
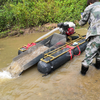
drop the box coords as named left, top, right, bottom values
left=0, top=0, right=87, bottom=38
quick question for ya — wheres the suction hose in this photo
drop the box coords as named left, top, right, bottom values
left=35, top=27, right=60, bottom=43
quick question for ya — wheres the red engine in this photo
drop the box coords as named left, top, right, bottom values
left=66, top=27, right=74, bottom=36
left=57, top=22, right=75, bottom=36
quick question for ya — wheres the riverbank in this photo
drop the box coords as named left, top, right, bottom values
left=22, top=23, right=57, bottom=34
left=0, top=23, right=57, bottom=38
left=0, top=22, right=88, bottom=39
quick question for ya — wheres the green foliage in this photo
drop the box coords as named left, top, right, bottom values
left=0, top=0, right=87, bottom=33
left=0, top=0, right=7, bottom=6
left=0, top=29, right=11, bottom=38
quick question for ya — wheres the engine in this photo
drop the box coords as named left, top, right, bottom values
left=57, top=22, right=75, bottom=36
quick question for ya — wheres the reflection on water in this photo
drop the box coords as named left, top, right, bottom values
left=0, top=28, right=100, bottom=100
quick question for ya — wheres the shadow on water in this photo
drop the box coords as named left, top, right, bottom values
left=0, top=28, right=100, bottom=100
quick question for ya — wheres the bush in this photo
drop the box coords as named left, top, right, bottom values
left=0, top=0, right=87, bottom=33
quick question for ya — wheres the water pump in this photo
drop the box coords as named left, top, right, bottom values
left=57, top=22, right=75, bottom=36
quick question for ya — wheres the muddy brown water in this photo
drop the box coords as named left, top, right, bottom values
left=0, top=28, right=100, bottom=100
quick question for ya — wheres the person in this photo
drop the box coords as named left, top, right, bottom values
left=79, top=0, right=100, bottom=75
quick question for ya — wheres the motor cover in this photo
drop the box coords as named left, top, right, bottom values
left=66, top=27, right=74, bottom=36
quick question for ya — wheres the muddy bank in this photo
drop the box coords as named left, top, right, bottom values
left=0, top=23, right=58, bottom=38
left=22, top=23, right=57, bottom=34
left=0, top=22, right=89, bottom=39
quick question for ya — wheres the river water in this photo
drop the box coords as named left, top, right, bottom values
left=0, top=28, right=100, bottom=100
